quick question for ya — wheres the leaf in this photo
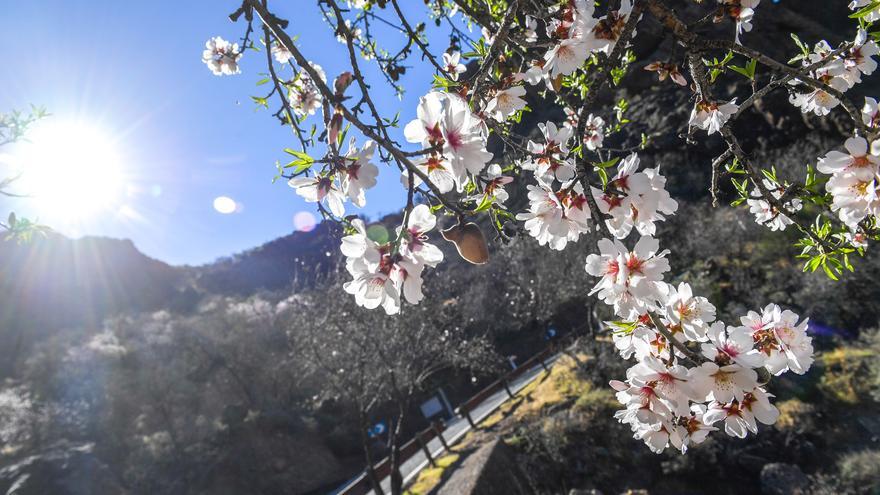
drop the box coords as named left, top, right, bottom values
left=850, top=1, right=880, bottom=18
left=594, top=157, right=621, bottom=169
left=822, top=262, right=839, bottom=281
left=284, top=149, right=314, bottom=162
left=473, top=194, right=495, bottom=212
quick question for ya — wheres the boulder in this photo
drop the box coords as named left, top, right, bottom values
left=760, top=463, right=809, bottom=495
left=436, top=439, right=533, bottom=495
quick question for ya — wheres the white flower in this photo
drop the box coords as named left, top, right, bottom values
left=288, top=175, right=346, bottom=217
left=289, top=63, right=327, bottom=117
left=862, top=97, right=880, bottom=129
left=543, top=37, right=590, bottom=78
left=524, top=122, right=575, bottom=182
left=701, top=322, right=765, bottom=368
left=340, top=218, right=434, bottom=315
left=592, top=154, right=678, bottom=239
left=582, top=114, right=605, bottom=150
left=516, top=179, right=591, bottom=250
left=689, top=99, right=738, bottom=135
left=737, top=304, right=814, bottom=376
left=663, top=282, right=716, bottom=342
left=817, top=137, right=879, bottom=180
left=271, top=41, right=292, bottom=64
left=688, top=361, right=758, bottom=404
left=485, top=86, right=527, bottom=121
left=341, top=139, right=379, bottom=207
left=399, top=204, right=444, bottom=267
left=443, top=51, right=467, bottom=81
left=202, top=36, right=242, bottom=76
left=840, top=29, right=879, bottom=85
left=585, top=235, right=670, bottom=317
left=523, top=15, right=539, bottom=43
left=341, top=220, right=400, bottom=315
left=671, top=404, right=717, bottom=453
left=747, top=178, right=803, bottom=231
left=409, top=155, right=456, bottom=194
left=471, top=164, right=513, bottom=205
left=789, top=63, right=851, bottom=116
left=587, top=0, right=636, bottom=55
left=826, top=171, right=879, bottom=227
left=628, top=356, right=694, bottom=415
left=404, top=91, right=493, bottom=191
left=718, top=0, right=761, bottom=43
left=850, top=0, right=880, bottom=22
left=703, top=387, right=778, bottom=438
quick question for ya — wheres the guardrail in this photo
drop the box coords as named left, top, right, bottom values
left=336, top=340, right=564, bottom=495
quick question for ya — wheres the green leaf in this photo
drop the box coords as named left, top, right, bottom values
left=594, top=157, right=621, bottom=169
left=473, top=194, right=495, bottom=212
left=850, top=1, right=880, bottom=19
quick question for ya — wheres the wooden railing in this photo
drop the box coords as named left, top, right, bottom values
left=335, top=340, right=563, bottom=495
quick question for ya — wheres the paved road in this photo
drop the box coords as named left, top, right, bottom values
left=370, top=352, right=562, bottom=494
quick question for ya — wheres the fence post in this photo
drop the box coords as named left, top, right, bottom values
left=416, top=431, right=436, bottom=467
left=501, top=378, right=515, bottom=398
left=459, top=407, right=476, bottom=428
left=433, top=422, right=450, bottom=452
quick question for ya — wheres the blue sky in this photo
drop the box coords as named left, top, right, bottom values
left=0, top=1, right=460, bottom=265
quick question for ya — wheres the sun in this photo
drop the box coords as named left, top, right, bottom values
left=12, top=119, right=126, bottom=221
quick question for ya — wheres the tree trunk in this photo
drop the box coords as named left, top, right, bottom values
left=358, top=411, right=384, bottom=495
left=389, top=409, right=406, bottom=495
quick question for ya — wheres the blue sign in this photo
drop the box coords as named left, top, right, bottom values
left=544, top=327, right=557, bottom=340
left=368, top=421, right=387, bottom=438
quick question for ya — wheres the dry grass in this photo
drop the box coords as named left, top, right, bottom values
left=403, top=453, right=460, bottom=495
left=818, top=347, right=876, bottom=404
left=480, top=353, right=606, bottom=428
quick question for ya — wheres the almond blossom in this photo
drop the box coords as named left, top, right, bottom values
left=271, top=41, right=293, bottom=64
left=703, top=387, right=779, bottom=438
left=737, top=304, right=814, bottom=376
left=663, top=282, right=716, bottom=342
left=587, top=0, right=636, bottom=55
left=404, top=91, right=493, bottom=191
left=582, top=113, right=605, bottom=150
left=442, top=51, right=466, bottom=81
left=516, top=179, right=591, bottom=250
left=202, top=36, right=242, bottom=76
left=747, top=178, right=802, bottom=231
left=524, top=122, right=576, bottom=182
left=688, top=362, right=758, bottom=404
left=840, top=29, right=879, bottom=85
left=592, top=153, right=678, bottom=239
left=288, top=175, right=347, bottom=217
left=485, top=86, right=527, bottom=121
left=789, top=53, right=851, bottom=116
left=398, top=204, right=444, bottom=267
left=701, top=322, right=765, bottom=369
left=542, top=0, right=596, bottom=78
left=585, top=235, right=670, bottom=317
left=410, top=155, right=456, bottom=194
left=471, top=164, right=513, bottom=205
left=288, top=63, right=327, bottom=117
left=862, top=96, right=880, bottom=129
left=850, top=0, right=880, bottom=22
left=817, top=136, right=879, bottom=179
left=827, top=171, right=879, bottom=227
left=689, top=98, right=738, bottom=135
left=717, top=0, right=760, bottom=43
left=340, top=139, right=378, bottom=207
